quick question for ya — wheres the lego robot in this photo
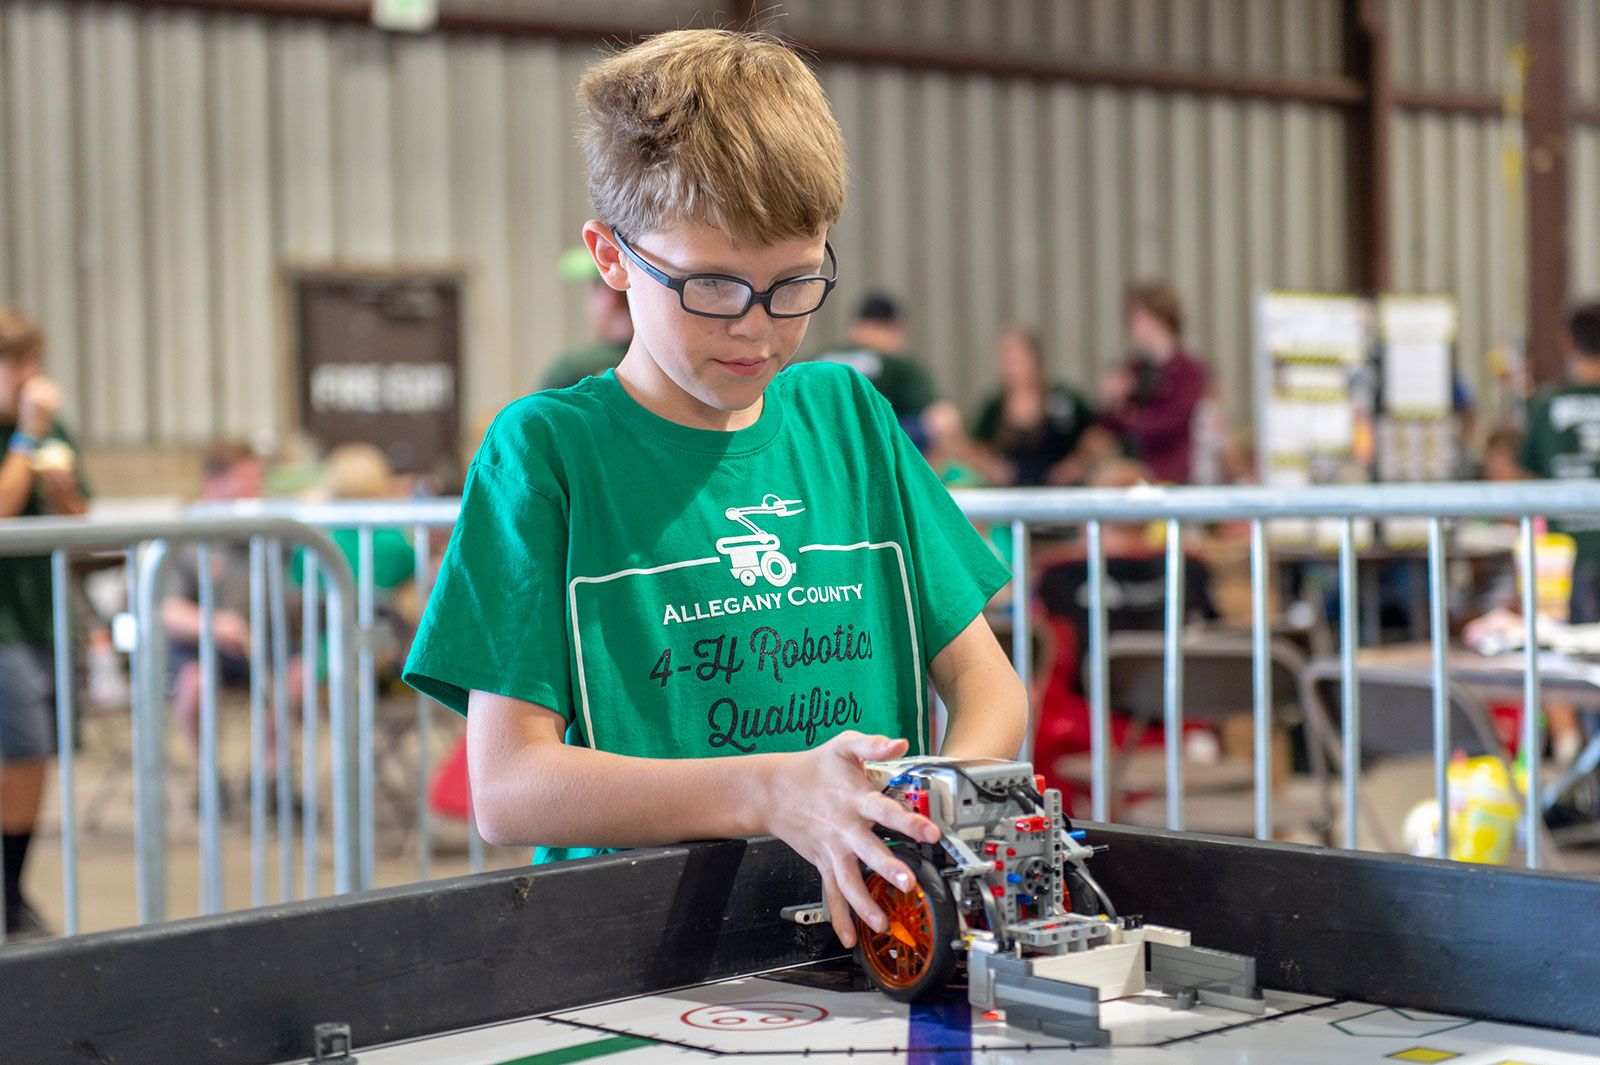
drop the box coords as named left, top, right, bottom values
left=783, top=757, right=1263, bottom=1045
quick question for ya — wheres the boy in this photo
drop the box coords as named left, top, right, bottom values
left=0, top=306, right=89, bottom=938
left=404, top=29, right=1026, bottom=949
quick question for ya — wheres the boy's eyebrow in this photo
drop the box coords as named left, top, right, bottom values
left=676, top=251, right=828, bottom=280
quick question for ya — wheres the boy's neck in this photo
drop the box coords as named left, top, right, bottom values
left=614, top=345, right=764, bottom=432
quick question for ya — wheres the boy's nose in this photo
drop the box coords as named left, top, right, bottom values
left=729, top=301, right=775, bottom=339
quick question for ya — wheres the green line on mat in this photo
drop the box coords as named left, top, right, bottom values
left=496, top=1034, right=655, bottom=1065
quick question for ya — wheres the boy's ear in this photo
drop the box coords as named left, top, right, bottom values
left=582, top=221, right=630, bottom=292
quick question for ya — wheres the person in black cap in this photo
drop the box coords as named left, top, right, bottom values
left=813, top=292, right=944, bottom=450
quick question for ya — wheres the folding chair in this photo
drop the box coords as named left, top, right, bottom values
left=1055, top=631, right=1331, bottom=839
left=1299, top=660, right=1561, bottom=864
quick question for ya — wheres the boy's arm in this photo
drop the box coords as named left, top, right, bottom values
left=466, top=691, right=941, bottom=949
left=928, top=612, right=1029, bottom=759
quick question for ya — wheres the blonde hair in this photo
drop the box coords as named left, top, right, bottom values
left=0, top=306, right=43, bottom=364
left=577, top=29, right=847, bottom=244
left=325, top=442, right=394, bottom=500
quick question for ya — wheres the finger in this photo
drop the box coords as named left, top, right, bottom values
left=852, top=833, right=915, bottom=895
left=835, top=731, right=909, bottom=764
left=833, top=853, right=884, bottom=936
left=862, top=791, right=941, bottom=845
left=820, top=872, right=855, bottom=949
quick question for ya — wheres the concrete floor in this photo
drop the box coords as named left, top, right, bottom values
left=16, top=700, right=532, bottom=939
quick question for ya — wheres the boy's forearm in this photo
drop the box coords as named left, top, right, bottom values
left=470, top=738, right=781, bottom=849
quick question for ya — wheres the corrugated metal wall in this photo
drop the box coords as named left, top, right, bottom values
left=0, top=0, right=1543, bottom=457
left=1572, top=0, right=1600, bottom=302
left=1387, top=0, right=1521, bottom=418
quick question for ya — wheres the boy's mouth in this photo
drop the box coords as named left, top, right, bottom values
left=714, top=358, right=769, bottom=378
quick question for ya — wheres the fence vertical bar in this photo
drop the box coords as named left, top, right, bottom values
left=1163, top=519, right=1186, bottom=831
left=301, top=551, right=320, bottom=899
left=1086, top=520, right=1111, bottom=822
left=1250, top=520, right=1272, bottom=841
left=196, top=543, right=223, bottom=915
left=1338, top=518, right=1361, bottom=849
left=1428, top=517, right=1451, bottom=861
left=134, top=540, right=171, bottom=924
left=266, top=541, right=293, bottom=901
left=326, top=573, right=359, bottom=894
left=248, top=537, right=268, bottom=907
left=357, top=526, right=376, bottom=892
left=414, top=526, right=434, bottom=882
left=1010, top=519, right=1032, bottom=762
left=1521, top=516, right=1542, bottom=869
left=49, top=550, right=79, bottom=935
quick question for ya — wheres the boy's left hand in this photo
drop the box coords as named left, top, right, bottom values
left=760, top=731, right=941, bottom=950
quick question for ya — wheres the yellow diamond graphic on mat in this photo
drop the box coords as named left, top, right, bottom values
left=1387, top=1050, right=1459, bottom=1064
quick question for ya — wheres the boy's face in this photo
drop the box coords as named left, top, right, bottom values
left=588, top=221, right=828, bottom=430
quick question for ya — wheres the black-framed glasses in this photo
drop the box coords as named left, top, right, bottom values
left=612, top=229, right=838, bottom=320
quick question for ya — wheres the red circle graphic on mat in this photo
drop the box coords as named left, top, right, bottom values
left=680, top=1001, right=828, bottom=1030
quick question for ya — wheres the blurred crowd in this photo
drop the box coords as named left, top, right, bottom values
left=7, top=257, right=1600, bottom=935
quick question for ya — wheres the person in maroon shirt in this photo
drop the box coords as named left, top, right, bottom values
left=1099, top=281, right=1209, bottom=483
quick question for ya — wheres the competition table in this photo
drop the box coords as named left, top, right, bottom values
left=4, top=826, right=1600, bottom=1064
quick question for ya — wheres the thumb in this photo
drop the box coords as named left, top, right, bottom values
left=836, top=732, right=909, bottom=763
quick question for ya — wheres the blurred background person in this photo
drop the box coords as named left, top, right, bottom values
left=1520, top=300, right=1600, bottom=626
left=814, top=291, right=950, bottom=453
left=538, top=245, right=634, bottom=391
left=162, top=441, right=272, bottom=786
left=1099, top=281, right=1209, bottom=484
left=968, top=326, right=1110, bottom=486
left=0, top=306, right=88, bottom=939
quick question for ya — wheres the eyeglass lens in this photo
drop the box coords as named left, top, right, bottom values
left=681, top=276, right=829, bottom=317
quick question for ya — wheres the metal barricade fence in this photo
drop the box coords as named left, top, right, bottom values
left=0, top=516, right=360, bottom=943
left=5, top=481, right=1593, bottom=943
left=185, top=499, right=476, bottom=884
left=199, top=481, right=1600, bottom=875
left=958, top=480, right=1600, bottom=872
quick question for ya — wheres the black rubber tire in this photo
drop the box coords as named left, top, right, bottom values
left=853, top=856, right=960, bottom=1004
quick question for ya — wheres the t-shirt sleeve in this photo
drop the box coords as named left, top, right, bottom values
left=403, top=460, right=573, bottom=719
left=884, top=396, right=1013, bottom=659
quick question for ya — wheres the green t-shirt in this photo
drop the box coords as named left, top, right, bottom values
left=811, top=347, right=938, bottom=418
left=538, top=341, right=630, bottom=392
left=0, top=419, right=91, bottom=647
left=1520, top=384, right=1600, bottom=564
left=404, top=362, right=1009, bottom=863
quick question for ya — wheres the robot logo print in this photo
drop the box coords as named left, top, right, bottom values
left=716, top=494, right=804, bottom=588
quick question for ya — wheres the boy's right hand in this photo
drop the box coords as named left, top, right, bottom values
left=761, top=731, right=941, bottom=950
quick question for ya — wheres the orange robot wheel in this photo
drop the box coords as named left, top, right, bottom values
left=853, top=856, right=959, bottom=1003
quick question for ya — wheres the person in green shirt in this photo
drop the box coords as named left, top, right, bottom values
left=0, top=306, right=89, bottom=939
left=536, top=246, right=635, bottom=391
left=404, top=28, right=1027, bottom=952
left=1521, top=301, right=1600, bottom=623
left=813, top=291, right=965, bottom=455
